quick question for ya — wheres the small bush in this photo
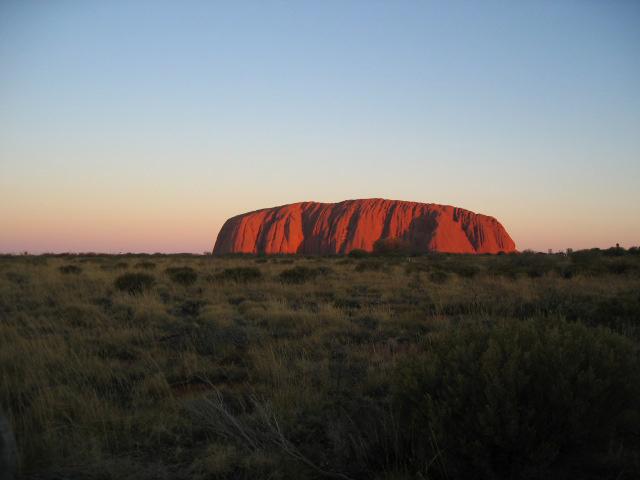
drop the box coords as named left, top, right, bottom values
left=135, top=261, right=156, bottom=270
left=450, top=263, right=480, bottom=278
left=333, top=298, right=361, bottom=310
left=558, top=266, right=575, bottom=279
left=174, top=300, right=206, bottom=317
left=164, top=321, right=247, bottom=356
left=58, top=304, right=105, bottom=327
left=355, top=261, right=386, bottom=272
left=607, top=259, right=635, bottom=275
left=216, top=267, right=262, bottom=283
left=114, top=272, right=155, bottom=294
left=315, top=266, right=333, bottom=276
left=279, top=266, right=325, bottom=284
left=393, top=318, right=640, bottom=479
left=603, top=246, right=625, bottom=257
left=5, top=271, right=29, bottom=285
left=276, top=258, right=294, bottom=264
left=428, top=270, right=449, bottom=284
left=404, top=261, right=431, bottom=274
left=58, top=265, right=82, bottom=275
left=348, top=249, right=369, bottom=259
left=165, top=266, right=198, bottom=286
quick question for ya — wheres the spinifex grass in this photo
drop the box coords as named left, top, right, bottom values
left=1, top=251, right=639, bottom=479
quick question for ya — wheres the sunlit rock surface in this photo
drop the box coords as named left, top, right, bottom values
left=213, top=199, right=516, bottom=255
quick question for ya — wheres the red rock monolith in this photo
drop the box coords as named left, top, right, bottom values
left=213, top=199, right=516, bottom=255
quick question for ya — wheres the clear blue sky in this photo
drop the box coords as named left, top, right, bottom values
left=1, top=0, right=639, bottom=252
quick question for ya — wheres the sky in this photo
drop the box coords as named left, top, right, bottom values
left=1, top=0, right=639, bottom=253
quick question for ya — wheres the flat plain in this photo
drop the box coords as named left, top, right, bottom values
left=1, top=250, right=639, bottom=479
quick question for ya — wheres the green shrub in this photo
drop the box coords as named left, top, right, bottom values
left=450, top=263, right=480, bottom=278
left=607, top=259, right=635, bottom=275
left=58, top=265, right=82, bottom=275
left=279, top=266, right=324, bottom=284
left=163, top=320, right=247, bottom=357
left=216, top=267, right=263, bottom=283
left=603, top=246, right=625, bottom=257
left=333, top=298, right=361, bottom=310
left=135, top=261, right=156, bottom=270
left=114, top=272, right=155, bottom=294
left=404, top=261, right=432, bottom=275
left=487, top=251, right=556, bottom=278
left=428, top=270, right=449, bottom=284
left=348, top=249, right=369, bottom=259
left=165, top=266, right=198, bottom=286
left=557, top=264, right=575, bottom=279
left=568, top=249, right=608, bottom=275
left=174, top=299, right=205, bottom=317
left=276, top=258, right=294, bottom=264
left=315, top=266, right=333, bottom=276
left=5, top=271, right=29, bottom=285
left=58, top=304, right=105, bottom=327
left=393, top=318, right=640, bottom=479
left=354, top=260, right=387, bottom=272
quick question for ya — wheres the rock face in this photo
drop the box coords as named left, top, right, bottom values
left=213, top=199, right=516, bottom=255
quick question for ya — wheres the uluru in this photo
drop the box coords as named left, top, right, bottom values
left=213, top=199, right=516, bottom=255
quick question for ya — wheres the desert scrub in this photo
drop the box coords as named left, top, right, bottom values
left=278, top=266, right=311, bottom=283
left=393, top=317, right=640, bottom=479
left=114, top=272, right=155, bottom=294
left=216, top=267, right=262, bottom=283
left=165, top=266, right=198, bottom=286
left=4, top=271, right=29, bottom=285
left=354, top=260, right=387, bottom=272
left=278, top=266, right=330, bottom=284
left=1, top=250, right=640, bottom=479
left=348, top=249, right=369, bottom=258
left=58, top=264, right=82, bottom=274
left=428, top=270, right=449, bottom=284
left=135, top=261, right=156, bottom=270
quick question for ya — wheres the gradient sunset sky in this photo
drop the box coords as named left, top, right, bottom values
left=1, top=1, right=639, bottom=253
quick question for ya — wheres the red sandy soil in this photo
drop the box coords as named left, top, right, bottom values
left=213, top=198, right=516, bottom=255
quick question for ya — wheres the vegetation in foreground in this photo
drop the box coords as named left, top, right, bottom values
left=1, top=248, right=640, bottom=479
